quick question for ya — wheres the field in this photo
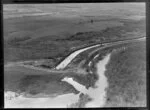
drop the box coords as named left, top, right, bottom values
left=105, top=41, right=146, bottom=107
left=4, top=65, right=79, bottom=96
left=4, top=3, right=145, bottom=64
left=60, top=40, right=146, bottom=107
left=4, top=3, right=146, bottom=108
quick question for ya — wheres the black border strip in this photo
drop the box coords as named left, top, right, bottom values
left=2, top=0, right=146, bottom=4
left=1, top=1, right=149, bottom=110
left=146, top=1, right=150, bottom=110
left=0, top=0, right=4, bottom=109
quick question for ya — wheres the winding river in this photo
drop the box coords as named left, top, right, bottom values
left=5, top=53, right=111, bottom=108
left=62, top=53, right=111, bottom=107
left=55, top=44, right=101, bottom=69
left=5, top=37, right=145, bottom=108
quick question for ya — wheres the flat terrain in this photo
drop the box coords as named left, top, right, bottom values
left=4, top=3, right=145, bottom=64
left=105, top=41, right=146, bottom=107
left=4, top=3, right=146, bottom=107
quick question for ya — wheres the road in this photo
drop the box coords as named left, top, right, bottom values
left=4, top=37, right=145, bottom=74
left=55, top=37, right=145, bottom=70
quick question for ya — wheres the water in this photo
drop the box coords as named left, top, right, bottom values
left=61, top=53, right=111, bottom=107
left=4, top=35, right=110, bottom=108
left=62, top=77, right=88, bottom=94
left=5, top=53, right=111, bottom=108
left=85, top=54, right=111, bottom=107
left=56, top=44, right=101, bottom=69
left=5, top=91, right=80, bottom=108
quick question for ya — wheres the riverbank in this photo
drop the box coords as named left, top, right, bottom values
left=5, top=53, right=112, bottom=108
left=62, top=53, right=111, bottom=108
left=4, top=40, right=146, bottom=108
left=4, top=91, right=80, bottom=108
left=104, top=41, right=146, bottom=107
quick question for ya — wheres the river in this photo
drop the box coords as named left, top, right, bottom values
left=5, top=37, right=145, bottom=108
left=55, top=37, right=145, bottom=70
left=62, top=53, right=111, bottom=107
left=55, top=44, right=101, bottom=69
left=4, top=53, right=111, bottom=108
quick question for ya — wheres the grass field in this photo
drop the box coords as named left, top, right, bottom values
left=4, top=16, right=122, bottom=63
left=104, top=41, right=146, bottom=107
left=4, top=4, right=146, bottom=107
left=65, top=40, right=146, bottom=107
left=4, top=65, right=80, bottom=95
left=4, top=39, right=146, bottom=107
left=4, top=18, right=145, bottom=65
left=4, top=4, right=145, bottom=64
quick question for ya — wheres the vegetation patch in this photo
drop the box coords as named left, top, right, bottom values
left=4, top=15, right=145, bottom=65
left=68, top=94, right=92, bottom=108
left=104, top=41, right=146, bottom=107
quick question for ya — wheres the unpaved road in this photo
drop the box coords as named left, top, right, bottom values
left=4, top=37, right=146, bottom=108
left=4, top=37, right=145, bottom=74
